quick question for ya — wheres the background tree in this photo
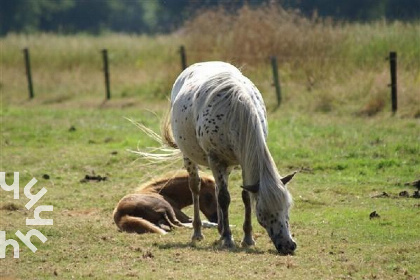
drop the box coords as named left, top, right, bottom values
left=0, top=0, right=419, bottom=36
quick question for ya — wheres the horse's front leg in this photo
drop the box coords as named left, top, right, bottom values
left=184, top=157, right=203, bottom=241
left=241, top=190, right=255, bottom=247
left=208, top=154, right=234, bottom=248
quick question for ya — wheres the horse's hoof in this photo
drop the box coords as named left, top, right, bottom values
left=220, top=238, right=235, bottom=248
left=191, top=233, right=204, bottom=242
left=241, top=238, right=256, bottom=247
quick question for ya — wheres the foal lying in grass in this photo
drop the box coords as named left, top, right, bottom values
left=113, top=173, right=218, bottom=234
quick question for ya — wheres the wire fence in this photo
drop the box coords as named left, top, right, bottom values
left=21, top=45, right=399, bottom=113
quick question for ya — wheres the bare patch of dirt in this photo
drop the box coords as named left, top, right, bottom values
left=80, top=174, right=108, bottom=183
left=399, top=191, right=410, bottom=198
left=369, top=211, right=380, bottom=219
left=404, top=179, right=420, bottom=189
left=371, top=192, right=389, bottom=198
left=142, top=250, right=154, bottom=259
left=0, top=202, right=21, bottom=211
left=371, top=190, right=420, bottom=199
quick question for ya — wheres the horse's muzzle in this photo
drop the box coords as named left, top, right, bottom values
left=208, top=212, right=218, bottom=223
left=276, top=240, right=297, bottom=255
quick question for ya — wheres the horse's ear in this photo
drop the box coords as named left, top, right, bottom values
left=281, top=171, right=297, bottom=185
left=241, top=183, right=259, bottom=193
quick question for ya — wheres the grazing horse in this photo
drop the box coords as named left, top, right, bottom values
left=113, top=173, right=218, bottom=234
left=164, top=61, right=297, bottom=254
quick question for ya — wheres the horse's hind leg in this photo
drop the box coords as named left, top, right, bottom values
left=208, top=153, right=234, bottom=248
left=163, top=206, right=186, bottom=228
left=162, top=213, right=181, bottom=228
left=184, top=157, right=203, bottom=241
left=241, top=190, right=256, bottom=247
left=172, top=207, right=192, bottom=223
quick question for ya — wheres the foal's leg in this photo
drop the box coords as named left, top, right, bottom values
left=241, top=190, right=256, bottom=247
left=184, top=157, right=203, bottom=241
left=208, top=154, right=234, bottom=248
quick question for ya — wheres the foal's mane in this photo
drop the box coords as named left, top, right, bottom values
left=135, top=171, right=214, bottom=195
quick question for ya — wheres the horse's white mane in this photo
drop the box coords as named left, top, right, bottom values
left=200, top=70, right=292, bottom=213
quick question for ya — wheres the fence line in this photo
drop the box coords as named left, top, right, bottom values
left=387, top=52, right=398, bottom=114
left=23, top=48, right=34, bottom=99
left=101, top=49, right=111, bottom=100
left=270, top=56, right=282, bottom=107
left=179, top=45, right=187, bottom=71
left=21, top=46, right=400, bottom=113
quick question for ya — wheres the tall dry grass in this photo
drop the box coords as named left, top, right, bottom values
left=1, top=4, right=419, bottom=116
left=183, top=4, right=342, bottom=67
left=182, top=4, right=420, bottom=116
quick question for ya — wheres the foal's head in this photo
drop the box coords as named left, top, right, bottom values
left=243, top=172, right=297, bottom=254
left=199, top=175, right=218, bottom=223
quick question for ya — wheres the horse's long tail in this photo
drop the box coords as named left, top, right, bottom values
left=126, top=110, right=181, bottom=162
left=161, top=109, right=178, bottom=149
left=115, top=214, right=167, bottom=235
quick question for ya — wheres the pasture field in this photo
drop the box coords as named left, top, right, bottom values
left=1, top=9, right=420, bottom=278
left=1, top=103, right=419, bottom=279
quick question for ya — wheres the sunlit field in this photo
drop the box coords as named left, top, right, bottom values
left=1, top=5, right=419, bottom=279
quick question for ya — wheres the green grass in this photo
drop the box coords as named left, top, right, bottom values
left=1, top=104, right=419, bottom=279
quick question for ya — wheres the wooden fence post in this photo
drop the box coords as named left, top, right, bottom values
left=270, top=56, right=282, bottom=107
left=102, top=49, right=111, bottom=100
left=179, top=46, right=187, bottom=71
left=388, top=52, right=397, bottom=113
left=23, top=48, right=34, bottom=99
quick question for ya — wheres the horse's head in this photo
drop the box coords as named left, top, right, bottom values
left=243, top=172, right=297, bottom=255
left=199, top=176, right=218, bottom=223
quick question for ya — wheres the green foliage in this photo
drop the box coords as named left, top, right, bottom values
left=1, top=0, right=419, bottom=35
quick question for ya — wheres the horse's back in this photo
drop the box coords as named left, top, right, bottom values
left=170, top=61, right=267, bottom=166
left=171, top=61, right=241, bottom=103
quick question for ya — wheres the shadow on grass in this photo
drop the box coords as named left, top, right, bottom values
left=154, top=240, right=281, bottom=255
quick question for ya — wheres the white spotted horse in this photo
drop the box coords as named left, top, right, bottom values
left=163, top=61, right=297, bottom=254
